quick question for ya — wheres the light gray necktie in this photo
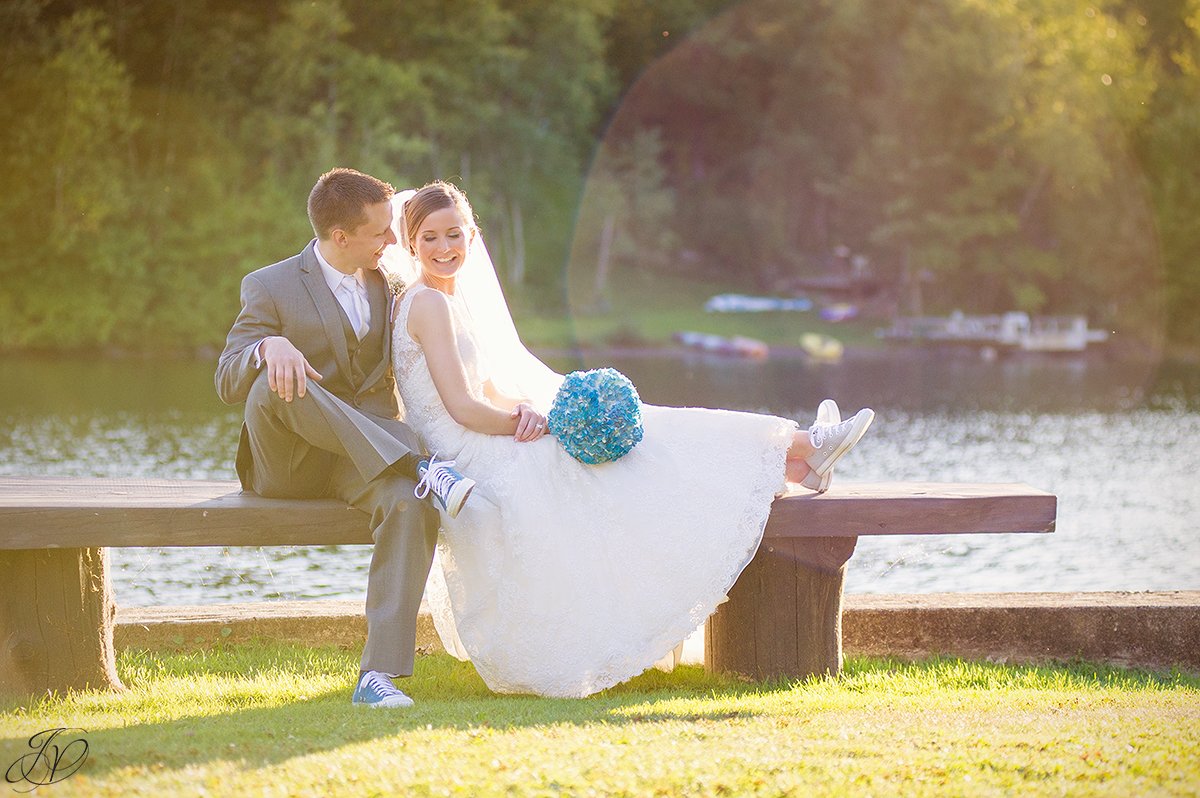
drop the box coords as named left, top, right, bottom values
left=340, top=275, right=367, bottom=339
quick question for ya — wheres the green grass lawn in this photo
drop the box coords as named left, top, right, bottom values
left=2, top=644, right=1197, bottom=797
left=509, top=267, right=882, bottom=351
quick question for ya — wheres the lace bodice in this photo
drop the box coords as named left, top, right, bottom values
left=392, top=286, right=491, bottom=458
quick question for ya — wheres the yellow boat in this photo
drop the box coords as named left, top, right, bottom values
left=800, top=332, right=844, bottom=362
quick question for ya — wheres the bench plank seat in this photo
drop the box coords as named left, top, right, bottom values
left=0, top=477, right=373, bottom=548
left=768, top=482, right=1056, bottom=538
left=0, top=477, right=1056, bottom=549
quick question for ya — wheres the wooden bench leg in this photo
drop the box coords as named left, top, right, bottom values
left=705, top=536, right=858, bottom=681
left=0, top=547, right=124, bottom=697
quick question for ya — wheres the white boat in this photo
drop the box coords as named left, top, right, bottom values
left=704, top=294, right=813, bottom=313
left=879, top=311, right=1109, bottom=353
left=1002, top=313, right=1110, bottom=352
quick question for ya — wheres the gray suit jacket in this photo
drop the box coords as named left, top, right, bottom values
left=215, top=240, right=401, bottom=487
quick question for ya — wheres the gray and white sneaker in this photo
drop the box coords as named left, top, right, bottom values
left=801, top=399, right=840, bottom=493
left=414, top=455, right=475, bottom=518
left=804, top=407, right=875, bottom=489
left=351, top=670, right=415, bottom=708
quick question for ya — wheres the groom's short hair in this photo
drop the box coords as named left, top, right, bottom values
left=308, top=168, right=395, bottom=240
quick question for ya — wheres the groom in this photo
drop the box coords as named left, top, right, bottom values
left=215, top=167, right=474, bottom=708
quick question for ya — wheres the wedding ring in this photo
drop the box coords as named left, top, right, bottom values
left=535, top=423, right=544, bottom=429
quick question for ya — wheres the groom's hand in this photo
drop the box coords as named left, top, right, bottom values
left=261, top=336, right=322, bottom=402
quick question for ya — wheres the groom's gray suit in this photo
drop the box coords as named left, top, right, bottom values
left=216, top=239, right=438, bottom=677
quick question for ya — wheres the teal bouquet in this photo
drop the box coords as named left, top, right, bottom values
left=547, top=368, right=644, bottom=464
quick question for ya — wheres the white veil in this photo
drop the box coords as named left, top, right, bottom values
left=381, top=189, right=564, bottom=410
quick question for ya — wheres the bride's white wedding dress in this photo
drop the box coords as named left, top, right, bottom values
left=392, top=285, right=797, bottom=697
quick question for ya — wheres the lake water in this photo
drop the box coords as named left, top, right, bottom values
left=1, top=349, right=1197, bottom=607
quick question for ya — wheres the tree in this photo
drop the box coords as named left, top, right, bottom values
left=0, top=0, right=1191, bottom=351
left=1136, top=0, right=1200, bottom=345
left=584, top=0, right=1163, bottom=346
left=0, top=9, right=137, bottom=348
left=570, top=128, right=678, bottom=311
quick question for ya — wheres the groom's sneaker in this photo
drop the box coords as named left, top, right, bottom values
left=805, top=408, right=875, bottom=482
left=801, top=399, right=840, bottom=493
left=414, top=455, right=475, bottom=519
left=351, top=671, right=414, bottom=709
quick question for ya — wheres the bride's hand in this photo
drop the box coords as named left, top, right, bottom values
left=511, top=402, right=547, bottom=442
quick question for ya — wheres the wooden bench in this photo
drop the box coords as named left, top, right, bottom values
left=0, top=477, right=1056, bottom=696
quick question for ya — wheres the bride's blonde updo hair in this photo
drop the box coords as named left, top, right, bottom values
left=402, top=180, right=477, bottom=255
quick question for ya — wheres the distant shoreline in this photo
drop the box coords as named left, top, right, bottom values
left=0, top=338, right=1188, bottom=365
left=535, top=342, right=1159, bottom=365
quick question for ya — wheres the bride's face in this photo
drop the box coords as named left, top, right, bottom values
left=413, top=207, right=474, bottom=281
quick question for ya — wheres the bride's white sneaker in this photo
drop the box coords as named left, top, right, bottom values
left=804, top=405, right=875, bottom=492
left=801, top=399, right=840, bottom=493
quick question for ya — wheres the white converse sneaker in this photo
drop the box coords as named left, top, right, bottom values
left=805, top=407, right=875, bottom=482
left=414, top=455, right=475, bottom=519
left=801, top=399, right=840, bottom=492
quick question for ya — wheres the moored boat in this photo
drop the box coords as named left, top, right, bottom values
left=673, top=330, right=770, bottom=359
left=878, top=311, right=1109, bottom=354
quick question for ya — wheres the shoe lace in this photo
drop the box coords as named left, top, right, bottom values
left=809, top=416, right=854, bottom=449
left=414, top=454, right=459, bottom=502
left=361, top=671, right=403, bottom=698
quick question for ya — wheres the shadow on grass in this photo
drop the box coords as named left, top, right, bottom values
left=1, top=644, right=1196, bottom=777
left=0, top=646, right=767, bottom=776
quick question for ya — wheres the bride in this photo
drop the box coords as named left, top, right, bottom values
left=385, top=181, right=873, bottom=698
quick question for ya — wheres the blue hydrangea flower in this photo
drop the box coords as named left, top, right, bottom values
left=547, top=368, right=644, bottom=464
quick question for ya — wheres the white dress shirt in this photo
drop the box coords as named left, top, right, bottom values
left=252, top=244, right=372, bottom=368
left=313, top=244, right=371, bottom=339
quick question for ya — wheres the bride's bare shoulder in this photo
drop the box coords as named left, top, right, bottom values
left=406, top=286, right=453, bottom=334
left=409, top=286, right=450, bottom=311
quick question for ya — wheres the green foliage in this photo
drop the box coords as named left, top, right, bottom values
left=0, top=9, right=137, bottom=348
left=1137, top=0, right=1200, bottom=345
left=576, top=0, right=1174, bottom=347
left=0, top=0, right=1199, bottom=351
left=569, top=128, right=678, bottom=311
left=0, top=0, right=618, bottom=351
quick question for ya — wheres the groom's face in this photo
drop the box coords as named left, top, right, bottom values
left=336, top=200, right=397, bottom=272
